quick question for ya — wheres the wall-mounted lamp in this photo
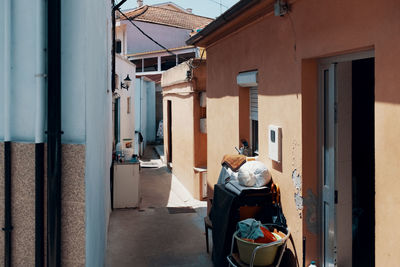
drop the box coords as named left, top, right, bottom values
left=121, top=74, right=132, bottom=90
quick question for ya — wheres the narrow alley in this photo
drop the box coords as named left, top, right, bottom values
left=106, top=147, right=212, bottom=267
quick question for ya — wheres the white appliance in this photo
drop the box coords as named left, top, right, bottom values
left=268, top=125, right=282, bottom=162
left=113, top=161, right=140, bottom=208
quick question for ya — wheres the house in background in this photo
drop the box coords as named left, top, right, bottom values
left=114, top=54, right=136, bottom=151
left=161, top=59, right=207, bottom=200
left=117, top=1, right=213, bottom=153
left=188, top=0, right=400, bottom=266
left=0, top=0, right=112, bottom=266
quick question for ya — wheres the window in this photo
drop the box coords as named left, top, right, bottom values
left=127, top=97, right=131, bottom=114
left=237, top=70, right=258, bottom=156
left=116, top=39, right=122, bottom=54
left=132, top=59, right=143, bottom=72
left=178, top=52, right=196, bottom=64
left=161, top=55, right=176, bottom=71
left=249, top=87, right=258, bottom=155
left=143, top=57, right=157, bottom=72
left=115, top=74, right=119, bottom=90
left=251, top=120, right=259, bottom=155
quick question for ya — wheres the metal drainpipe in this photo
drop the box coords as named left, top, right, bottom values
left=112, top=0, right=127, bottom=94
left=112, top=0, right=116, bottom=93
left=111, top=0, right=127, bottom=211
left=47, top=0, right=62, bottom=265
left=3, top=0, right=13, bottom=265
left=3, top=142, right=12, bottom=267
left=35, top=0, right=46, bottom=265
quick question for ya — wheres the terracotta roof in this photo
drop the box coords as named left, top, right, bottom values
left=120, top=5, right=213, bottom=30
left=152, top=2, right=188, bottom=13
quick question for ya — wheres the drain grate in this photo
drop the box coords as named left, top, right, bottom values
left=167, top=207, right=196, bottom=214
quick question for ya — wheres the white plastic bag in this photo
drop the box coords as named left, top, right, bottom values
left=238, top=161, right=271, bottom=187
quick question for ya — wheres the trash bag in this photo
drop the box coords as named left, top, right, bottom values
left=238, top=161, right=271, bottom=187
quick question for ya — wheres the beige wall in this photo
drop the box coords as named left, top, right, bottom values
left=0, top=143, right=86, bottom=266
left=204, top=0, right=400, bottom=265
left=162, top=60, right=207, bottom=200
left=163, top=91, right=197, bottom=197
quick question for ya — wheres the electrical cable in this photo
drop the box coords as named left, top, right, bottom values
left=207, top=0, right=229, bottom=9
left=117, top=8, right=205, bottom=70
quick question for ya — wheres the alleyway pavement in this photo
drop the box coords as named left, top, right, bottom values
left=106, top=146, right=212, bottom=267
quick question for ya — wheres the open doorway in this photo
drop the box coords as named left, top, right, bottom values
left=352, top=58, right=375, bottom=266
left=320, top=53, right=375, bottom=266
left=167, top=100, right=172, bottom=164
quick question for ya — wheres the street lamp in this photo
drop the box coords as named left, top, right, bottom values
left=121, top=74, right=131, bottom=90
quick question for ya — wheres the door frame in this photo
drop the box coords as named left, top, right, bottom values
left=167, top=100, right=172, bottom=164
left=317, top=49, right=375, bottom=266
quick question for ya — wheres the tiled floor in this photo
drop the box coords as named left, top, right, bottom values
left=106, top=147, right=212, bottom=267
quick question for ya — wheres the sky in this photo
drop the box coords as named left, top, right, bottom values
left=120, top=0, right=241, bottom=19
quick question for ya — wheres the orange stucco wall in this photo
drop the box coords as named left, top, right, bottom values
left=205, top=0, right=400, bottom=265
left=163, top=91, right=197, bottom=197
left=162, top=60, right=207, bottom=200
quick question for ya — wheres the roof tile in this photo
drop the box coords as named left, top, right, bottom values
left=120, top=5, right=213, bottom=30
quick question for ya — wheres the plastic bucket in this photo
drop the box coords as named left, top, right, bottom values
left=234, top=225, right=289, bottom=266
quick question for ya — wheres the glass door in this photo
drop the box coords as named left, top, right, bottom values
left=321, top=63, right=337, bottom=267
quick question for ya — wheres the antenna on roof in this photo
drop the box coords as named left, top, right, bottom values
left=137, top=0, right=143, bottom=7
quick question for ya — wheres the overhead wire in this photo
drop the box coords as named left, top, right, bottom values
left=207, top=0, right=229, bottom=9
left=117, top=8, right=205, bottom=70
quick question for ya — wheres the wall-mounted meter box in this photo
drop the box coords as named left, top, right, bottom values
left=268, top=125, right=282, bottom=162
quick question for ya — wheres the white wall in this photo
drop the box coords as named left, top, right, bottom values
left=116, top=54, right=135, bottom=143
left=0, top=0, right=113, bottom=266
left=115, top=23, right=128, bottom=56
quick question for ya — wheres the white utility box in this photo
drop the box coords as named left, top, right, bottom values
left=113, top=161, right=140, bottom=208
left=268, top=125, right=282, bottom=162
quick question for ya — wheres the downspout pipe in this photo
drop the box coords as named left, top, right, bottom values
left=35, top=0, right=46, bottom=266
left=3, top=0, right=13, bottom=266
left=47, top=0, right=62, bottom=266
left=112, top=0, right=116, bottom=93
left=112, top=0, right=127, bottom=93
left=111, top=0, right=127, bottom=211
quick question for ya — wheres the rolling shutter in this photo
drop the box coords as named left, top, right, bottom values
left=250, top=87, right=258, bottom=121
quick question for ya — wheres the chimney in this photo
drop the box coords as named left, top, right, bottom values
left=137, top=0, right=143, bottom=7
left=186, top=8, right=192, bottom=13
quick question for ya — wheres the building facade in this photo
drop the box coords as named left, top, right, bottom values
left=117, top=2, right=213, bottom=149
left=114, top=54, right=136, bottom=150
left=188, top=0, right=400, bottom=266
left=161, top=59, right=207, bottom=200
left=0, top=0, right=112, bottom=266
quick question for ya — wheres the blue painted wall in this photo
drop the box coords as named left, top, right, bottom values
left=69, top=1, right=113, bottom=266
left=146, top=80, right=156, bottom=143
left=134, top=77, right=156, bottom=151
